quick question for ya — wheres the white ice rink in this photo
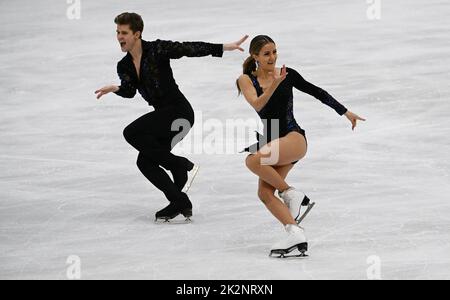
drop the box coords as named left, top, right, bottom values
left=1, top=0, right=449, bottom=279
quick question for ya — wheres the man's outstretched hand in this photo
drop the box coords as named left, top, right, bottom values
left=95, top=85, right=119, bottom=99
left=223, top=35, right=249, bottom=52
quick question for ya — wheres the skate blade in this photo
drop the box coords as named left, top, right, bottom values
left=154, top=207, right=193, bottom=224
left=269, top=243, right=308, bottom=258
left=270, top=253, right=309, bottom=259
left=182, top=165, right=200, bottom=194
left=154, top=217, right=193, bottom=225
left=296, top=202, right=316, bottom=224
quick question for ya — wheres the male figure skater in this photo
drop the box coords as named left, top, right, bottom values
left=95, top=12, right=248, bottom=221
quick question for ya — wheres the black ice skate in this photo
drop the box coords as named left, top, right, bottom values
left=155, top=196, right=193, bottom=223
left=182, top=164, right=199, bottom=194
left=171, top=159, right=199, bottom=194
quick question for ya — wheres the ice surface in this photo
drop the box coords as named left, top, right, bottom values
left=1, top=0, right=449, bottom=279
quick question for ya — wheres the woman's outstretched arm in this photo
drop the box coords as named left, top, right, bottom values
left=289, top=68, right=365, bottom=130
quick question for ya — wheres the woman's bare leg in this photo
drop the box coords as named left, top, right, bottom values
left=257, top=164, right=297, bottom=225
left=245, top=132, right=307, bottom=192
left=246, top=155, right=290, bottom=192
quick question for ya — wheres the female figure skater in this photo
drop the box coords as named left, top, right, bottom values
left=95, top=12, right=248, bottom=222
left=237, top=35, right=365, bottom=257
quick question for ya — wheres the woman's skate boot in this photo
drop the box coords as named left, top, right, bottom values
left=270, top=224, right=308, bottom=258
left=279, top=187, right=315, bottom=224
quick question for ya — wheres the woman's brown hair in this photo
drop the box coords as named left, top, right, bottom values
left=236, top=35, right=275, bottom=94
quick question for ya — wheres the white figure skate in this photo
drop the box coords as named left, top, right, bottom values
left=270, top=224, right=308, bottom=258
left=279, top=187, right=315, bottom=224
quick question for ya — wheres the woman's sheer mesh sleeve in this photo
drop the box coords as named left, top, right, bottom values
left=289, top=68, right=347, bottom=115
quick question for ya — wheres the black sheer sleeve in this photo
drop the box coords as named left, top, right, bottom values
left=114, top=62, right=137, bottom=98
left=154, top=39, right=224, bottom=59
left=288, top=68, right=347, bottom=116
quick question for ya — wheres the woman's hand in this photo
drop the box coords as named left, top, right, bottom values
left=269, top=64, right=288, bottom=86
left=95, top=85, right=119, bottom=99
left=223, top=35, right=249, bottom=52
left=344, top=110, right=366, bottom=130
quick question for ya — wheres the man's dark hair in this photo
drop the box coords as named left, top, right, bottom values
left=114, top=12, right=144, bottom=39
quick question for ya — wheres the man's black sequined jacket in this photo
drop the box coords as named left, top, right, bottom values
left=114, top=39, right=223, bottom=109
